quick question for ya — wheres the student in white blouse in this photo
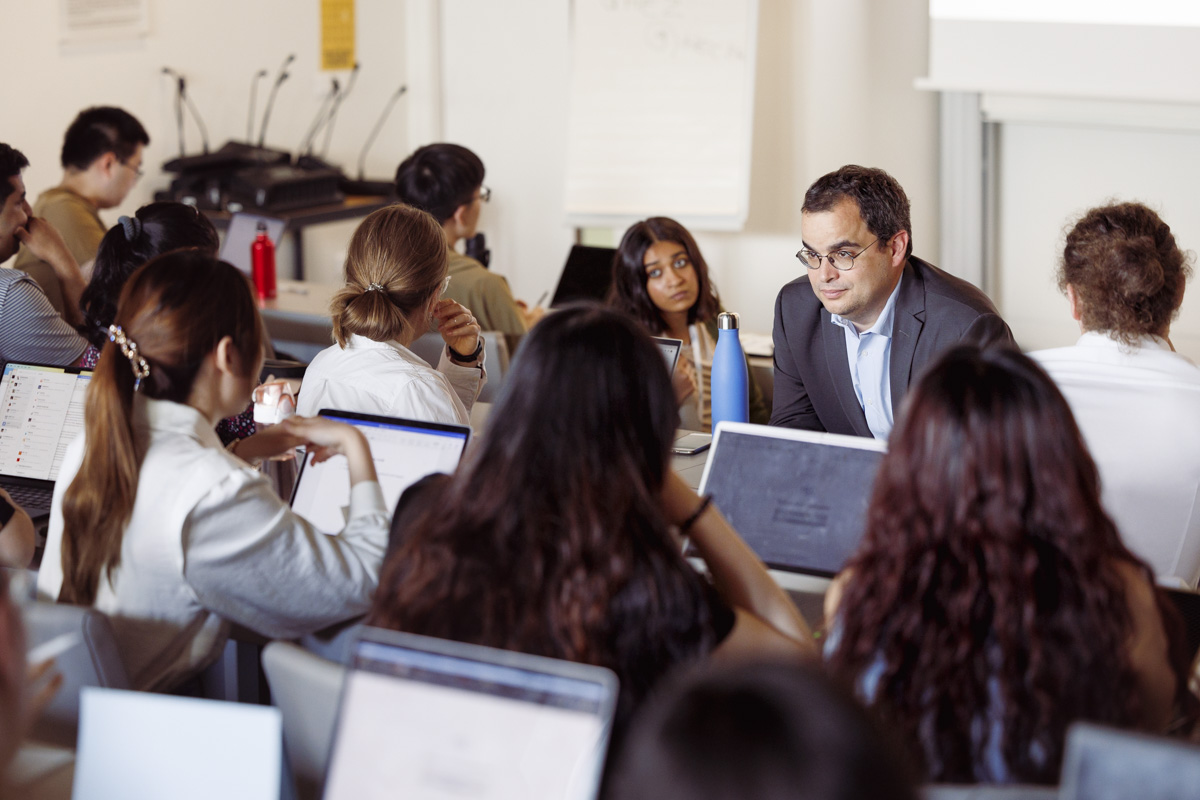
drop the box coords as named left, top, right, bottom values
left=297, top=204, right=485, bottom=425
left=1030, top=202, right=1200, bottom=586
left=38, top=252, right=390, bottom=691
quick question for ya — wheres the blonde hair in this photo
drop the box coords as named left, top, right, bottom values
left=330, top=204, right=449, bottom=347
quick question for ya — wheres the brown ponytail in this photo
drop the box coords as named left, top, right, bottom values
left=58, top=252, right=262, bottom=605
left=330, top=204, right=448, bottom=347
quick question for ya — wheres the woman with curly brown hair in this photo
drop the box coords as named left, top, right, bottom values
left=369, top=304, right=814, bottom=731
left=1031, top=202, right=1200, bottom=586
left=825, top=345, right=1176, bottom=785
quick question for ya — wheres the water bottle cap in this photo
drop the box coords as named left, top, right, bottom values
left=256, top=221, right=268, bottom=233
left=718, top=312, right=740, bottom=330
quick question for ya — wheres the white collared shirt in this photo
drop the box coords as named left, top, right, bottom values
left=830, top=275, right=903, bottom=440
left=37, top=397, right=389, bottom=690
left=1032, top=331, right=1200, bottom=586
left=296, top=334, right=485, bottom=425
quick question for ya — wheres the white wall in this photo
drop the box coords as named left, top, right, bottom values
left=436, top=0, right=940, bottom=334
left=0, top=0, right=411, bottom=284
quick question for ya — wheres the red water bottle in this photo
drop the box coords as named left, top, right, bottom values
left=250, top=221, right=277, bottom=300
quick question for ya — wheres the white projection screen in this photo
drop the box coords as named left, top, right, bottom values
left=926, top=1, right=1200, bottom=102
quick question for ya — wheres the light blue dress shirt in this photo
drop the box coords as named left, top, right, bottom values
left=829, top=275, right=903, bottom=440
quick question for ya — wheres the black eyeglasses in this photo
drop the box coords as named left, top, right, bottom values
left=796, top=237, right=882, bottom=272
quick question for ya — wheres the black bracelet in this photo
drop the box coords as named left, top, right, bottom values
left=447, top=340, right=483, bottom=364
left=679, top=494, right=713, bottom=534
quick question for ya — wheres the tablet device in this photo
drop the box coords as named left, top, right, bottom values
left=322, top=628, right=618, bottom=800
left=290, top=410, right=470, bottom=535
left=651, top=336, right=683, bottom=373
left=219, top=212, right=286, bottom=274
left=697, top=422, right=886, bottom=577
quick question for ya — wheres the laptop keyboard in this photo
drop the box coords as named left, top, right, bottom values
left=2, top=484, right=52, bottom=510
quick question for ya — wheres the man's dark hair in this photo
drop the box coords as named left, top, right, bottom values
left=0, top=143, right=30, bottom=204
left=803, top=165, right=913, bottom=259
left=394, top=143, right=485, bottom=225
left=61, top=107, right=150, bottom=171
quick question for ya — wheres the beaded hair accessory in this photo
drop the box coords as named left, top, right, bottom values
left=118, top=215, right=143, bottom=241
left=365, top=282, right=386, bottom=292
left=107, top=324, right=151, bottom=391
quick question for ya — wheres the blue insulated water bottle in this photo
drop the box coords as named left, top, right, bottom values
left=711, top=311, right=749, bottom=427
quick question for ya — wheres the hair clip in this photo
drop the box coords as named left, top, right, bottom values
left=118, top=215, right=143, bottom=241
left=365, top=282, right=386, bottom=293
left=107, top=324, right=151, bottom=391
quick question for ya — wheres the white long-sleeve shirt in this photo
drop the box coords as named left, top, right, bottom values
left=296, top=334, right=485, bottom=425
left=1031, top=332, right=1200, bottom=586
left=37, top=397, right=389, bottom=691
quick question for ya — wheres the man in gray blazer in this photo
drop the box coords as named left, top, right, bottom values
left=771, top=165, right=1013, bottom=438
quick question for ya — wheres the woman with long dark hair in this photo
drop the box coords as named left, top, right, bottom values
left=370, top=304, right=813, bottom=726
left=825, top=345, right=1177, bottom=785
left=608, top=217, right=769, bottom=427
left=38, top=252, right=390, bottom=691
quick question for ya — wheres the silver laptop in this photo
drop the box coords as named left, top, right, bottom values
left=651, top=336, right=682, bottom=373
left=290, top=410, right=471, bottom=533
left=322, top=628, right=619, bottom=800
left=697, top=421, right=887, bottom=577
left=73, top=687, right=284, bottom=800
left=0, top=361, right=93, bottom=518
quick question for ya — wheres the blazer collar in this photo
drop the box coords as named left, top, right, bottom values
left=888, top=259, right=926, bottom=405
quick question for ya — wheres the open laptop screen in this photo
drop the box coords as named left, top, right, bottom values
left=290, top=410, right=470, bottom=534
left=549, top=245, right=616, bottom=308
left=0, top=362, right=92, bottom=481
left=323, top=629, right=618, bottom=800
left=698, top=422, right=886, bottom=577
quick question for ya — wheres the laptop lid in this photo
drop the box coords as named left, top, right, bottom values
left=697, top=422, right=887, bottom=577
left=220, top=212, right=286, bottom=274
left=651, top=336, right=682, bottom=373
left=290, top=410, right=471, bottom=534
left=73, top=687, right=283, bottom=800
left=0, top=361, right=93, bottom=489
left=322, top=628, right=619, bottom=800
left=549, top=245, right=616, bottom=307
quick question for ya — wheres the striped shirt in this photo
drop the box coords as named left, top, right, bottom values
left=0, top=268, right=87, bottom=366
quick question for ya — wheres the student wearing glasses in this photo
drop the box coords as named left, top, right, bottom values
left=295, top=204, right=485, bottom=427
left=609, top=217, right=769, bottom=428
left=14, top=106, right=149, bottom=313
left=772, top=165, right=1013, bottom=438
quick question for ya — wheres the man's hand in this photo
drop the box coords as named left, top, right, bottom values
left=14, top=217, right=86, bottom=326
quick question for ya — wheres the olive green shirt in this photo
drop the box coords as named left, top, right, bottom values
left=13, top=186, right=105, bottom=313
left=445, top=247, right=527, bottom=354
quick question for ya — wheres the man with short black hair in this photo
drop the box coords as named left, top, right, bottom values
left=771, top=165, right=1013, bottom=438
left=395, top=144, right=537, bottom=351
left=0, top=143, right=88, bottom=366
left=14, top=106, right=149, bottom=312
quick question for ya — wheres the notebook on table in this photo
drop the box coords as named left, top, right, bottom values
left=697, top=421, right=887, bottom=577
left=322, top=627, right=619, bottom=800
left=289, top=410, right=471, bottom=534
left=0, top=361, right=93, bottom=518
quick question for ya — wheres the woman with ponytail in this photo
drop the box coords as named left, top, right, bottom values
left=37, top=252, right=390, bottom=691
left=296, top=204, right=484, bottom=425
left=1030, top=202, right=1200, bottom=586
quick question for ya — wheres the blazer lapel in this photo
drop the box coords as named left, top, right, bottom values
left=820, top=310, right=872, bottom=437
left=889, top=262, right=925, bottom=407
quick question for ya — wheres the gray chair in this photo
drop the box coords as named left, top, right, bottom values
left=261, top=641, right=346, bottom=799
left=407, top=331, right=446, bottom=367
left=22, top=602, right=130, bottom=747
left=1058, top=722, right=1200, bottom=800
left=406, top=330, right=504, bottom=403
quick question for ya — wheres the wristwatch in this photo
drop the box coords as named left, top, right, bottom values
left=447, top=340, right=484, bottom=364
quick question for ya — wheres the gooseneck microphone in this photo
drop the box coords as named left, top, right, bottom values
left=247, top=69, right=268, bottom=143
left=321, top=62, right=360, bottom=157
left=298, top=77, right=340, bottom=157
left=356, top=84, right=407, bottom=180
left=258, top=53, right=295, bottom=148
left=162, top=67, right=186, bottom=156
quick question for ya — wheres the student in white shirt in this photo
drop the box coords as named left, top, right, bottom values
left=297, top=204, right=485, bottom=425
left=38, top=252, right=390, bottom=691
left=1030, top=202, right=1200, bottom=587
